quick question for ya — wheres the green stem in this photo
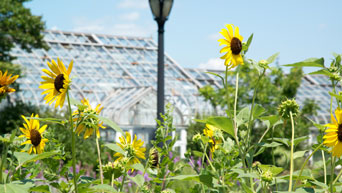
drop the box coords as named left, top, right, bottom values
left=271, top=125, right=278, bottom=191
left=205, top=153, right=216, bottom=172
left=288, top=111, right=295, bottom=192
left=67, top=91, right=78, bottom=193
left=331, top=156, right=336, bottom=193
left=0, top=143, right=8, bottom=184
left=293, top=143, right=323, bottom=189
left=323, top=150, right=327, bottom=185
left=333, top=165, right=342, bottom=184
left=234, top=71, right=239, bottom=144
left=96, top=137, right=104, bottom=185
left=246, top=69, right=266, bottom=155
left=120, top=175, right=126, bottom=192
left=225, top=65, right=230, bottom=117
left=111, top=173, right=114, bottom=187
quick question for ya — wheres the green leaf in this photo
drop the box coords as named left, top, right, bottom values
left=167, top=174, right=199, bottom=181
left=206, top=116, right=234, bottom=138
left=262, top=142, right=282, bottom=148
left=205, top=72, right=225, bottom=85
left=14, top=152, right=58, bottom=168
left=128, top=174, right=144, bottom=187
left=242, top=183, right=255, bottom=193
left=90, top=184, right=118, bottom=193
left=193, top=119, right=207, bottom=124
left=29, top=185, right=50, bottom=192
left=199, top=170, right=213, bottom=188
left=267, top=52, right=280, bottom=64
left=96, top=115, right=123, bottom=133
left=70, top=97, right=83, bottom=106
left=131, top=163, right=144, bottom=172
left=0, top=181, right=34, bottom=193
left=253, top=104, right=266, bottom=119
left=236, top=107, right=250, bottom=127
left=294, top=150, right=307, bottom=160
left=308, top=69, right=334, bottom=77
left=260, top=115, right=282, bottom=127
left=27, top=117, right=64, bottom=124
left=310, top=180, right=328, bottom=189
left=258, top=165, right=283, bottom=176
left=104, top=143, right=125, bottom=155
left=283, top=57, right=325, bottom=68
left=329, top=92, right=342, bottom=103
left=244, top=33, right=253, bottom=53
left=192, top=150, right=203, bottom=158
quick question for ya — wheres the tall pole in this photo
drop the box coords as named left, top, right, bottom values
left=157, top=22, right=165, bottom=122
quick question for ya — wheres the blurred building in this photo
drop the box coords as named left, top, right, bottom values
left=8, top=30, right=334, bottom=157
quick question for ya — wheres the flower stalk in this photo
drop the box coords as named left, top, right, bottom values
left=288, top=111, right=295, bottom=192
left=67, top=91, right=78, bottom=193
left=96, top=137, right=103, bottom=185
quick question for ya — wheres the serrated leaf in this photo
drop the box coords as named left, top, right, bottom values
left=0, top=181, right=34, bottom=193
left=236, top=107, right=250, bottom=127
left=283, top=57, right=324, bottom=68
left=128, top=174, right=144, bottom=187
left=244, top=33, right=253, bottom=53
left=242, top=183, right=254, bottom=193
left=131, top=163, right=144, bottom=172
left=96, top=115, right=123, bottom=133
left=259, top=165, right=283, bottom=176
left=206, top=116, right=234, bottom=138
left=267, top=52, right=280, bottom=64
left=90, top=184, right=118, bottom=193
left=14, top=152, right=58, bottom=168
left=104, top=143, right=125, bottom=155
left=253, top=104, right=266, bottom=119
left=294, top=151, right=307, bottom=160
left=308, top=69, right=334, bottom=77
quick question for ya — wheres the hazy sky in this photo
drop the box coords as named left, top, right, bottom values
left=26, top=0, right=342, bottom=71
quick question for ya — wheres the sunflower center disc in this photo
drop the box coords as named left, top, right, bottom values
left=54, top=74, right=65, bottom=93
left=30, top=129, right=42, bottom=147
left=231, top=37, right=242, bottom=55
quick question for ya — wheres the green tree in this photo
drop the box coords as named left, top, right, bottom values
left=0, top=0, right=48, bottom=62
left=0, top=0, right=48, bottom=135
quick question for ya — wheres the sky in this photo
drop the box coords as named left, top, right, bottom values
left=26, top=0, right=342, bottom=71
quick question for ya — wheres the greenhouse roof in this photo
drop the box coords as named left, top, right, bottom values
left=9, top=30, right=334, bottom=128
left=10, top=30, right=216, bottom=127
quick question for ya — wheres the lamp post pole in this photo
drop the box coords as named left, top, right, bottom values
left=157, top=21, right=165, bottom=122
left=149, top=0, right=173, bottom=123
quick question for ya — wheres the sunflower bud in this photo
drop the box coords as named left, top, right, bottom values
left=330, top=72, right=341, bottom=81
left=278, top=99, right=299, bottom=119
left=102, top=161, right=125, bottom=179
left=161, top=189, right=176, bottom=193
left=141, top=185, right=152, bottom=193
left=192, top=133, right=202, bottom=143
left=149, top=148, right=159, bottom=168
left=261, top=170, right=273, bottom=183
left=252, top=161, right=261, bottom=168
left=258, top=59, right=269, bottom=69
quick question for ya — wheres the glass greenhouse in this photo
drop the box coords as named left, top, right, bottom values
left=8, top=30, right=334, bottom=157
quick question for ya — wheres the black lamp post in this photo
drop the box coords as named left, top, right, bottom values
left=149, top=0, right=174, bottom=122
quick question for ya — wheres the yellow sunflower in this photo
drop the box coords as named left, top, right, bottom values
left=39, top=58, right=73, bottom=108
left=73, top=98, right=105, bottom=139
left=203, top=124, right=222, bottom=153
left=114, top=132, right=146, bottom=166
left=218, top=24, right=244, bottom=69
left=19, top=114, right=48, bottom=154
left=323, top=108, right=342, bottom=157
left=0, top=70, right=19, bottom=96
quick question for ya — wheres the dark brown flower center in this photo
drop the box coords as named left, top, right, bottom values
left=151, top=151, right=159, bottom=167
left=30, top=129, right=41, bottom=147
left=54, top=74, right=65, bottom=92
left=231, top=37, right=242, bottom=55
